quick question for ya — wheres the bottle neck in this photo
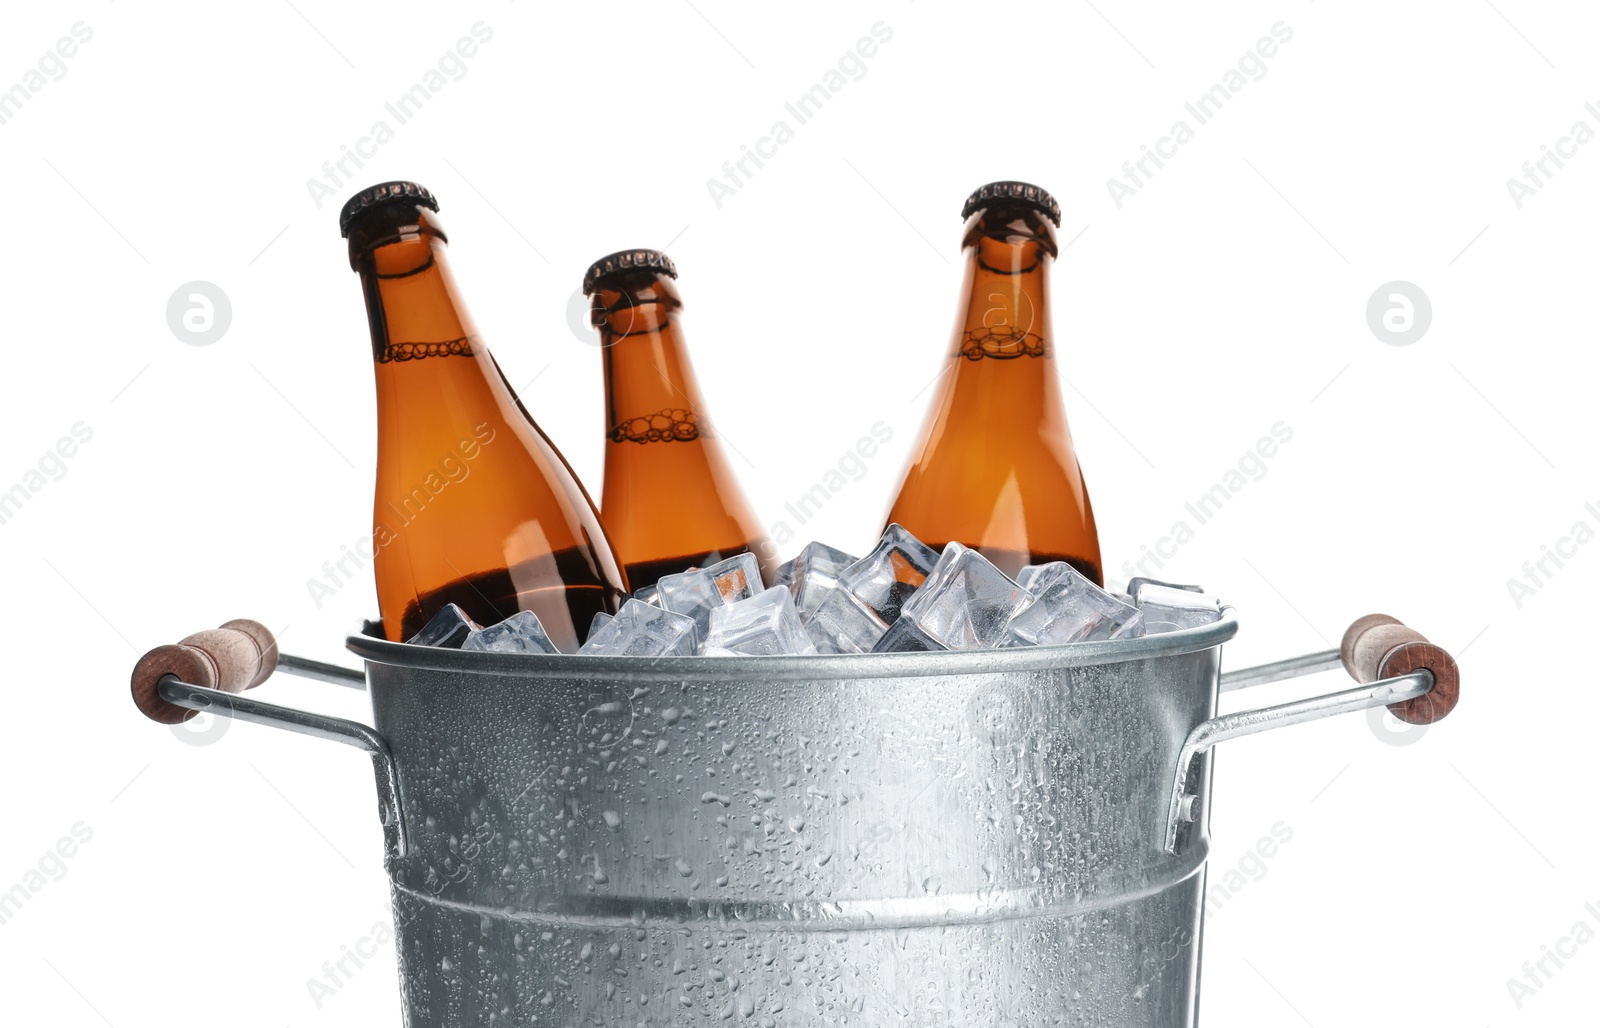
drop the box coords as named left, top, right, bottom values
left=357, top=228, right=479, bottom=364
left=951, top=228, right=1056, bottom=362
left=593, top=275, right=708, bottom=442
left=352, top=220, right=541, bottom=461
left=927, top=210, right=1068, bottom=432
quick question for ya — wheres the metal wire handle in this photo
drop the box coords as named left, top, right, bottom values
left=1164, top=664, right=1432, bottom=854
left=1163, top=613, right=1460, bottom=853
left=133, top=631, right=407, bottom=863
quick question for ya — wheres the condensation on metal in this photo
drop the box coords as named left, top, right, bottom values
left=350, top=616, right=1232, bottom=1027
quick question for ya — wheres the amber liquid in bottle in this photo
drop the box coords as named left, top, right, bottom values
left=884, top=183, right=1103, bottom=584
left=587, top=251, right=775, bottom=590
left=344, top=183, right=628, bottom=648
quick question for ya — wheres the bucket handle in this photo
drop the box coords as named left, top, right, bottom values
left=129, top=620, right=405, bottom=861
left=1165, top=613, right=1461, bottom=855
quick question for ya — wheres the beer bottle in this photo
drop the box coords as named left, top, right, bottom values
left=342, top=182, right=628, bottom=649
left=585, top=249, right=776, bottom=590
left=883, top=182, right=1103, bottom=584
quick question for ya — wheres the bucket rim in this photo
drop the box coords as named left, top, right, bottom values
left=345, top=608, right=1239, bottom=682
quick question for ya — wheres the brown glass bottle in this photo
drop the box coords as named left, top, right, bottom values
left=585, top=250, right=776, bottom=590
left=342, top=182, right=628, bottom=649
left=883, top=182, right=1103, bottom=584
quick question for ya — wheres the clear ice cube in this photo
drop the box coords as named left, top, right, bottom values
left=579, top=599, right=698, bottom=657
left=836, top=523, right=939, bottom=625
left=632, top=583, right=661, bottom=606
left=775, top=541, right=858, bottom=617
left=702, top=586, right=817, bottom=656
left=1014, top=563, right=1046, bottom=592
left=1015, top=561, right=1082, bottom=595
left=656, top=552, right=762, bottom=639
left=802, top=587, right=888, bottom=654
left=899, top=542, right=1033, bottom=650
left=406, top=603, right=481, bottom=648
left=871, top=616, right=948, bottom=653
left=461, top=610, right=558, bottom=654
left=1137, top=584, right=1221, bottom=634
left=1006, top=567, right=1145, bottom=646
left=587, top=611, right=614, bottom=640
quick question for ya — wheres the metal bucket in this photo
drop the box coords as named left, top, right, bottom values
left=142, top=610, right=1456, bottom=1027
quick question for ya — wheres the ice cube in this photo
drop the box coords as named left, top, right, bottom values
left=836, top=523, right=939, bottom=624
left=632, top=583, right=661, bottom=606
left=579, top=599, right=698, bottom=657
left=461, top=610, right=558, bottom=654
left=406, top=603, right=481, bottom=648
left=1014, top=564, right=1046, bottom=592
left=1015, top=561, right=1082, bottom=595
left=871, top=616, right=948, bottom=653
left=1126, top=577, right=1206, bottom=604
left=802, top=587, right=887, bottom=654
left=1006, top=568, right=1145, bottom=646
left=898, top=542, right=1033, bottom=650
left=775, top=541, right=858, bottom=616
left=656, top=552, right=762, bottom=639
left=702, top=586, right=817, bottom=656
left=1138, top=584, right=1221, bottom=634
left=588, top=611, right=614, bottom=640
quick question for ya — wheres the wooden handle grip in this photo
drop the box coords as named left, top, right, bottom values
left=130, top=619, right=279, bottom=725
left=1339, top=614, right=1460, bottom=725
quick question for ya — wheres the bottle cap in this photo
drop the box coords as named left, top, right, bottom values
left=340, top=181, right=439, bottom=238
left=961, top=181, right=1060, bottom=226
left=583, top=249, right=679, bottom=295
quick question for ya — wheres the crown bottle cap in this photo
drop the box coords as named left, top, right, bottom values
left=339, top=181, right=440, bottom=238
left=583, top=249, right=679, bottom=295
left=960, top=181, right=1061, bottom=226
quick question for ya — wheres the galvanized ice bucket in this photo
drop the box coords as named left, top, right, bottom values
left=131, top=609, right=1459, bottom=1026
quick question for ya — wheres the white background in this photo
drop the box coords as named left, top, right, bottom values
left=0, top=1, right=1594, bottom=1024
